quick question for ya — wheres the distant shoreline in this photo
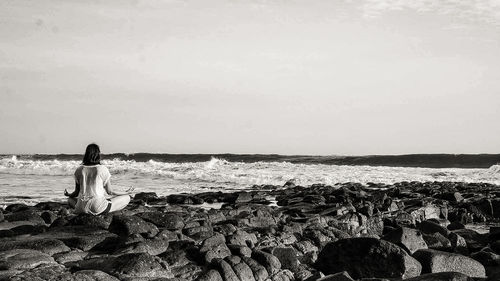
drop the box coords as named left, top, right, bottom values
left=3, top=153, right=500, bottom=169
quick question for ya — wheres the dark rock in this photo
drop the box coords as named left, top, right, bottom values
left=4, top=210, right=45, bottom=225
left=114, top=237, right=169, bottom=256
left=41, top=211, right=58, bottom=224
left=0, top=249, right=55, bottom=270
left=10, top=224, right=47, bottom=235
left=133, top=192, right=159, bottom=202
left=0, top=238, right=70, bottom=255
left=451, top=229, right=487, bottom=251
left=413, top=249, right=486, bottom=278
left=0, top=229, right=14, bottom=238
left=109, top=215, right=159, bottom=237
left=0, top=210, right=4, bottom=222
left=68, top=213, right=113, bottom=230
left=418, top=220, right=450, bottom=237
left=35, top=202, right=66, bottom=212
left=251, top=250, right=281, bottom=275
left=470, top=250, right=500, bottom=266
left=196, top=269, right=224, bottom=281
left=435, top=192, right=464, bottom=203
left=422, top=232, right=451, bottom=250
left=227, top=244, right=252, bottom=257
left=315, top=237, right=421, bottom=279
left=404, top=272, right=473, bottom=281
left=136, top=211, right=185, bottom=230
left=449, top=232, right=468, bottom=255
left=383, top=227, right=427, bottom=254
left=227, top=229, right=258, bottom=247
left=447, top=221, right=465, bottom=231
left=270, top=247, right=299, bottom=272
left=200, top=234, right=231, bottom=264
left=73, top=270, right=120, bottom=281
left=5, top=204, right=29, bottom=213
left=212, top=258, right=239, bottom=281
left=241, top=256, right=269, bottom=281
left=225, top=255, right=256, bottom=281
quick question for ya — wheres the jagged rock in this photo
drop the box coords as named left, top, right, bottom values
left=383, top=227, right=427, bottom=254
left=109, top=215, right=159, bottom=237
left=451, top=229, right=487, bottom=251
left=0, top=249, right=56, bottom=270
left=435, top=192, right=464, bottom=203
left=449, top=232, right=468, bottom=255
left=315, top=237, right=421, bottom=279
left=133, top=192, right=159, bottom=202
left=413, top=249, right=486, bottom=278
left=136, top=211, right=185, bottom=230
left=0, top=238, right=70, bottom=255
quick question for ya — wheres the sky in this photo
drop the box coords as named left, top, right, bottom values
left=1, top=0, right=500, bottom=155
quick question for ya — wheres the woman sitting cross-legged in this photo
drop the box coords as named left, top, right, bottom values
left=65, top=143, right=134, bottom=215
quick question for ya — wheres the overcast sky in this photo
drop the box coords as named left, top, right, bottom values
left=1, top=0, right=499, bottom=155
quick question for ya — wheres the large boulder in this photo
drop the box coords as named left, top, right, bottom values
left=0, top=238, right=70, bottom=255
left=108, top=215, right=159, bottom=237
left=0, top=249, right=56, bottom=270
left=136, top=211, right=185, bottom=230
left=315, top=237, right=421, bottom=279
left=383, top=227, right=428, bottom=254
left=413, top=249, right=486, bottom=278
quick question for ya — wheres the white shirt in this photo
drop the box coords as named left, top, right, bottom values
left=73, top=165, right=111, bottom=215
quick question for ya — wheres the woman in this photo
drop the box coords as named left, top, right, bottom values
left=64, top=143, right=134, bottom=215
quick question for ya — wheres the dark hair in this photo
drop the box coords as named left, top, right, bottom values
left=82, top=143, right=101, bottom=165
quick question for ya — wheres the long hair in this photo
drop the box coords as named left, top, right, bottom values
left=82, top=143, right=101, bottom=165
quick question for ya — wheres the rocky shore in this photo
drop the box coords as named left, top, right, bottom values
left=0, top=181, right=499, bottom=281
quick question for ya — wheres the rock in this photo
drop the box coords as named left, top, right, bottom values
left=270, top=247, right=299, bottom=271
left=0, top=238, right=70, bottom=255
left=449, top=232, right=468, bottom=255
left=115, top=237, right=169, bottom=256
left=447, top=221, right=465, bottom=231
left=227, top=244, right=252, bottom=257
left=252, top=250, right=282, bottom=275
left=212, top=258, right=239, bottom=281
left=422, top=232, right=451, bottom=250
left=53, top=250, right=88, bottom=264
left=383, top=227, right=428, bottom=254
left=73, top=270, right=120, bottom=281
left=136, top=212, right=185, bottom=230
left=318, top=271, right=355, bottom=281
left=241, top=256, right=269, bottom=281
left=408, top=204, right=442, bottom=223
left=200, top=234, right=231, bottom=264
left=10, top=224, right=46, bottom=235
left=404, top=272, right=473, bottom=281
left=76, top=252, right=173, bottom=279
left=227, top=229, right=258, bottom=247
left=4, top=210, right=45, bottom=225
left=109, top=215, right=159, bottom=237
left=197, top=269, right=224, bottom=281
left=451, top=229, right=487, bottom=251
left=435, top=192, right=464, bottom=203
left=417, top=220, right=450, bottom=237
left=0, top=249, right=56, bottom=270
left=413, top=249, right=486, bottom=278
left=470, top=250, right=500, bottom=266
left=133, top=192, right=159, bottom=202
left=41, top=211, right=58, bottom=224
left=226, top=255, right=256, bottom=281
left=315, top=237, right=421, bottom=279
left=68, top=213, right=113, bottom=230
left=35, top=202, right=66, bottom=212
left=8, top=264, right=71, bottom=281
left=0, top=210, right=4, bottom=223
left=5, top=204, right=29, bottom=213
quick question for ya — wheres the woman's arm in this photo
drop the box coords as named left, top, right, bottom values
left=104, top=182, right=134, bottom=196
left=64, top=183, right=80, bottom=198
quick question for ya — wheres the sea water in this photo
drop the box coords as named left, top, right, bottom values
left=0, top=155, right=499, bottom=207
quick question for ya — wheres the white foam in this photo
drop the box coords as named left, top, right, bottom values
left=0, top=156, right=499, bottom=205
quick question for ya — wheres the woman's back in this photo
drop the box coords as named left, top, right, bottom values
left=74, top=165, right=111, bottom=214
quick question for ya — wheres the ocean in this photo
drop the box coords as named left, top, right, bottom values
left=1, top=153, right=499, bottom=207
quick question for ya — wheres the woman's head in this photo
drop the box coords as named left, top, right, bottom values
left=82, top=143, right=101, bottom=165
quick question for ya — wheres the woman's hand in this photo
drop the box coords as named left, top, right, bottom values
left=126, top=186, right=136, bottom=194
